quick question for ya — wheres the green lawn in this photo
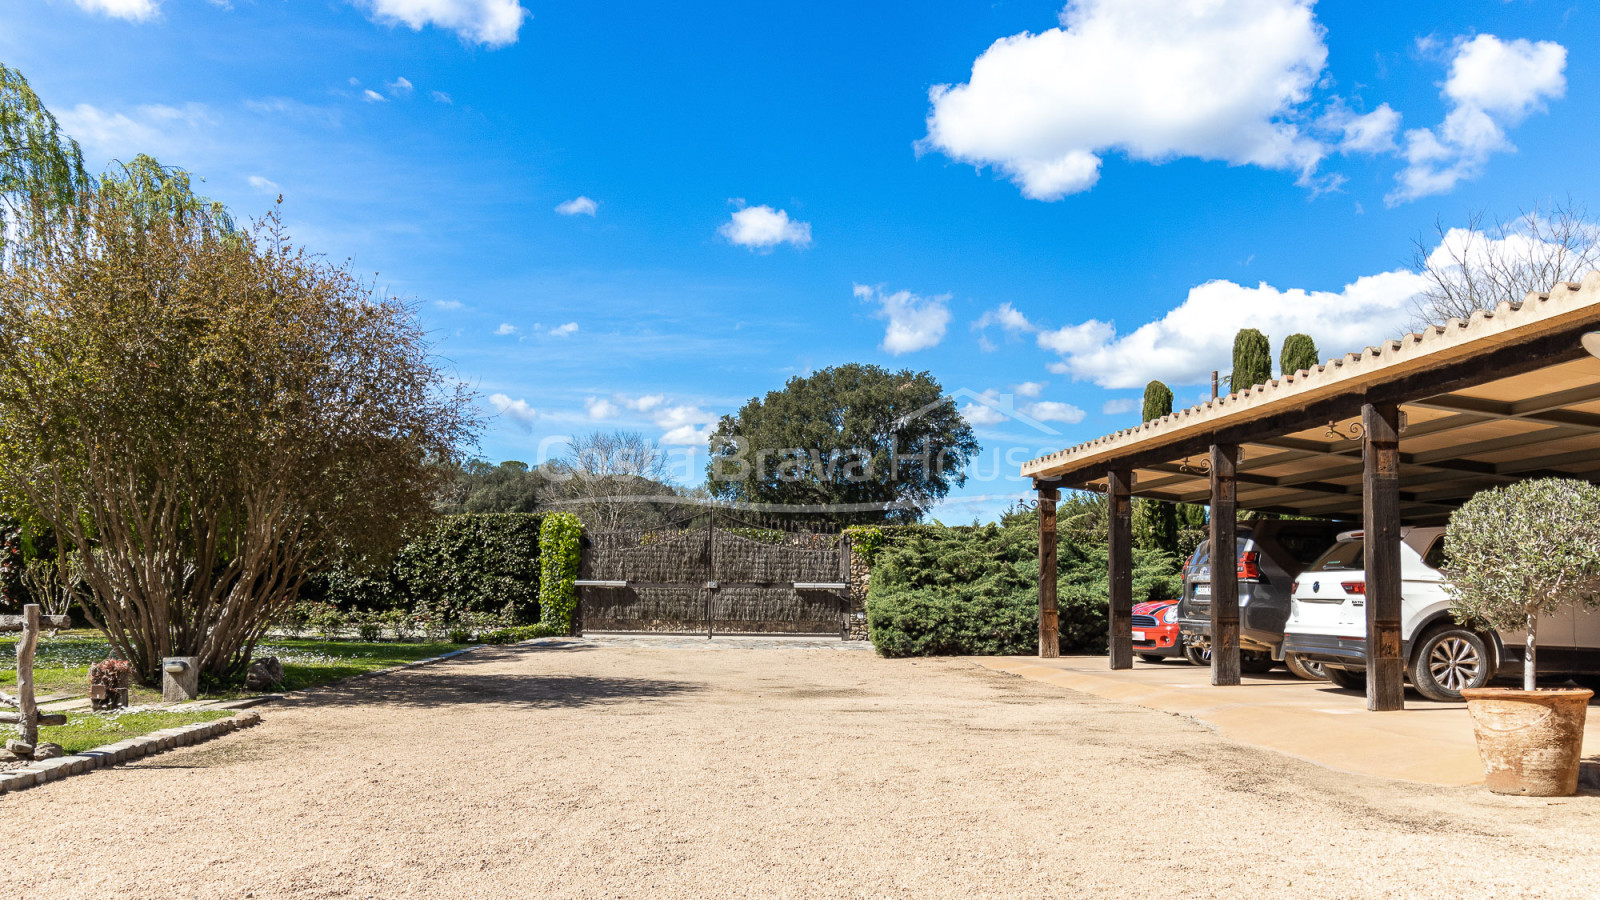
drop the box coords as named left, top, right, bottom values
left=5, top=708, right=233, bottom=755
left=0, top=631, right=461, bottom=700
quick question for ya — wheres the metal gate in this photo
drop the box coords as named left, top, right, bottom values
left=576, top=513, right=850, bottom=637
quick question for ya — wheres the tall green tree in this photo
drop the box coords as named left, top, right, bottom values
left=1134, top=380, right=1180, bottom=555
left=1230, top=328, right=1272, bottom=391
left=705, top=364, right=979, bottom=524
left=1280, top=333, right=1319, bottom=376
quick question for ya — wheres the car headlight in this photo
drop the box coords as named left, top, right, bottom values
left=1162, top=606, right=1179, bottom=624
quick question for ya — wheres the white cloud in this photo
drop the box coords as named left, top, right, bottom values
left=387, top=77, right=414, bottom=97
left=1037, top=268, right=1430, bottom=389
left=961, top=401, right=1009, bottom=427
left=1025, top=401, right=1086, bottom=424
left=1013, top=381, right=1045, bottom=398
left=654, top=404, right=718, bottom=446
left=922, top=0, right=1329, bottom=199
left=362, top=89, right=387, bottom=103
left=488, top=393, right=537, bottom=430
left=854, top=284, right=950, bottom=355
left=548, top=322, right=578, bottom=338
left=719, top=204, right=812, bottom=251
left=247, top=175, right=279, bottom=194
left=620, top=394, right=666, bottom=412
left=1102, top=398, right=1140, bottom=416
left=354, top=0, right=530, bottom=47
left=434, top=299, right=464, bottom=310
left=74, top=0, right=160, bottom=21
left=556, top=196, right=598, bottom=217
left=1321, top=101, right=1401, bottom=154
left=1389, top=34, right=1566, bottom=204
left=495, top=323, right=517, bottom=335
left=585, top=397, right=620, bottom=420
left=55, top=103, right=209, bottom=162
left=431, top=91, right=453, bottom=104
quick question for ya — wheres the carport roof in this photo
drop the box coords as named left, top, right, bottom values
left=1021, top=272, right=1600, bottom=522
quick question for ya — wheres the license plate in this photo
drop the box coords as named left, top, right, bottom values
left=1131, top=630, right=1146, bottom=641
left=1194, top=585, right=1211, bottom=596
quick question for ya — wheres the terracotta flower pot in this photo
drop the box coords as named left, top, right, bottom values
left=1461, top=687, right=1592, bottom=796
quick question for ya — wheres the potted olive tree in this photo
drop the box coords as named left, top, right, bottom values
left=1444, top=478, right=1600, bottom=796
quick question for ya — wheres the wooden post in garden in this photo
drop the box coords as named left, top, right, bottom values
left=1209, top=444, right=1241, bottom=686
left=1037, top=483, right=1059, bottom=658
left=1363, top=402, right=1405, bottom=712
left=1107, top=469, right=1134, bottom=670
left=0, top=604, right=68, bottom=757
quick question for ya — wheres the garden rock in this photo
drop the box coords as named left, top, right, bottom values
left=245, top=656, right=284, bottom=691
left=31, top=742, right=62, bottom=760
left=5, top=740, right=33, bottom=759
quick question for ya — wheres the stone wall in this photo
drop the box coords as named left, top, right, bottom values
left=846, top=546, right=871, bottom=641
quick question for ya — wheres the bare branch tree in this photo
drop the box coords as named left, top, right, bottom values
left=1412, top=200, right=1600, bottom=328
left=547, top=431, right=680, bottom=532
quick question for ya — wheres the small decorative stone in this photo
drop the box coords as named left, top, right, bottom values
left=31, top=742, right=62, bottom=760
left=5, top=739, right=33, bottom=759
left=244, top=656, right=285, bottom=691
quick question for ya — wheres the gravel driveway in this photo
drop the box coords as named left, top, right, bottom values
left=7, top=639, right=1600, bottom=898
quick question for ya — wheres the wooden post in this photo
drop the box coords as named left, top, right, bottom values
left=1038, top=484, right=1059, bottom=658
left=1209, top=444, right=1241, bottom=686
left=1107, top=469, right=1134, bottom=670
left=1363, top=403, right=1405, bottom=711
left=17, top=604, right=37, bottom=747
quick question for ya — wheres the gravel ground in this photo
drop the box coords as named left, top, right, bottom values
left=7, top=640, right=1600, bottom=898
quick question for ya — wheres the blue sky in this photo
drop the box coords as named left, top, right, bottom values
left=6, top=0, right=1595, bottom=521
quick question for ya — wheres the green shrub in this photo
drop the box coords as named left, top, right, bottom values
left=539, top=513, right=582, bottom=634
left=865, top=516, right=1180, bottom=658
left=481, top=623, right=564, bottom=645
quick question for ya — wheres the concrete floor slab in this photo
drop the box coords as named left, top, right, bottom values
left=971, top=655, right=1600, bottom=787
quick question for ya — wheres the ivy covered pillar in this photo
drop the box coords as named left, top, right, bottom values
left=1037, top=482, right=1059, bottom=658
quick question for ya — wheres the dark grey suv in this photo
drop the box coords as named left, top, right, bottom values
left=1176, top=520, right=1344, bottom=675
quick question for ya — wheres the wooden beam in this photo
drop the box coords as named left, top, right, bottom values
left=1363, top=404, right=1405, bottom=712
left=1107, top=469, right=1134, bottom=671
left=1037, top=485, right=1059, bottom=658
left=1209, top=444, right=1241, bottom=686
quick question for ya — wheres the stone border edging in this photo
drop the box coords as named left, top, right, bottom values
left=0, top=710, right=262, bottom=796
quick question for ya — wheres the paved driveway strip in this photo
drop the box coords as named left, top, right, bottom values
left=7, top=641, right=1600, bottom=898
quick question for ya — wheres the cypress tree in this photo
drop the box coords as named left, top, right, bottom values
left=1134, top=380, right=1179, bottom=555
left=1280, top=333, right=1319, bottom=376
left=1141, top=380, right=1174, bottom=422
left=1230, top=328, right=1272, bottom=391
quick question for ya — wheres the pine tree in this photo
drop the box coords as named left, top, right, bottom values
left=1280, top=333, right=1319, bottom=376
left=1230, top=328, right=1272, bottom=391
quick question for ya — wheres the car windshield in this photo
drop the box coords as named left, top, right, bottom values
left=1309, top=540, right=1363, bottom=572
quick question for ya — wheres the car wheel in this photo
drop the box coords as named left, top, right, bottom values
left=1239, top=651, right=1276, bottom=675
left=1183, top=641, right=1209, bottom=666
left=1285, top=653, right=1328, bottom=681
left=1410, top=626, right=1490, bottom=702
left=1324, top=666, right=1366, bottom=691
left=1138, top=653, right=1166, bottom=664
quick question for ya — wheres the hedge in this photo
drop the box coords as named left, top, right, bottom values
left=307, top=513, right=544, bottom=626
left=865, top=516, right=1180, bottom=657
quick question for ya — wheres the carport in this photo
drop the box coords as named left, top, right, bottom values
left=1022, top=272, right=1600, bottom=711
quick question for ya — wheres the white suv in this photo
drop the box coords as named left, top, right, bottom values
left=1282, top=527, right=1600, bottom=701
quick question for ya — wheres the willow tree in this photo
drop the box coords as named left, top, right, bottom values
left=0, top=64, right=92, bottom=266
left=0, top=196, right=475, bottom=682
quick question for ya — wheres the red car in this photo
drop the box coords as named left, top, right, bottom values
left=1132, top=599, right=1184, bottom=662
